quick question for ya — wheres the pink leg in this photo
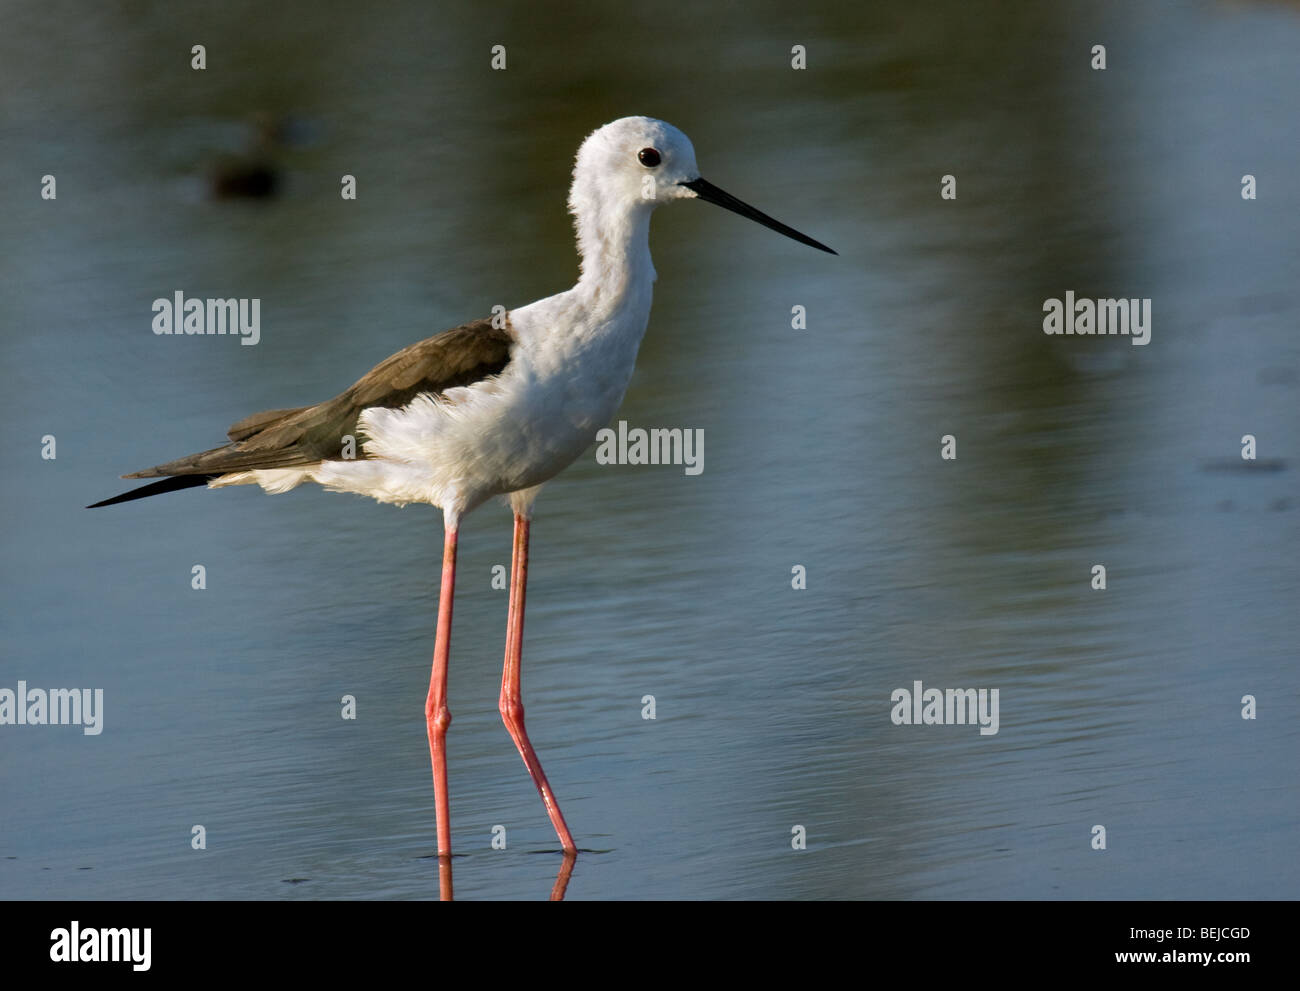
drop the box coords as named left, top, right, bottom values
left=550, top=852, right=577, bottom=902
left=500, top=514, right=577, bottom=853
left=426, top=522, right=458, bottom=861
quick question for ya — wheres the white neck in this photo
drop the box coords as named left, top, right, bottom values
left=569, top=186, right=657, bottom=322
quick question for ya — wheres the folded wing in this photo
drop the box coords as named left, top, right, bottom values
left=126, top=318, right=514, bottom=479
left=88, top=318, right=513, bottom=507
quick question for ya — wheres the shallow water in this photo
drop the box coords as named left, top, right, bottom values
left=1, top=0, right=1297, bottom=899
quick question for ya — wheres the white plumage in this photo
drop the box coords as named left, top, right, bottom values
left=94, top=116, right=832, bottom=867
left=214, top=117, right=704, bottom=525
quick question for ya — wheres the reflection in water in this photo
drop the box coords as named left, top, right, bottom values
left=434, top=851, right=574, bottom=901
left=439, top=855, right=452, bottom=901
left=550, top=853, right=576, bottom=902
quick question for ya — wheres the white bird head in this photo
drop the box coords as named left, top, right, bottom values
left=569, top=116, right=835, bottom=260
left=571, top=116, right=702, bottom=207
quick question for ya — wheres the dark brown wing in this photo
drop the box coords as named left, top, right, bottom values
left=122, top=317, right=513, bottom=479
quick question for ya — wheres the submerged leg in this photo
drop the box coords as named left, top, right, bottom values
left=499, top=513, right=577, bottom=853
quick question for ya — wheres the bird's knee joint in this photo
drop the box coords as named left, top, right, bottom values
left=426, top=702, right=452, bottom=734
left=499, top=697, right=525, bottom=728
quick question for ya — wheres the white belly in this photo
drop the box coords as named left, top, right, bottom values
left=317, top=297, right=648, bottom=512
left=217, top=286, right=654, bottom=515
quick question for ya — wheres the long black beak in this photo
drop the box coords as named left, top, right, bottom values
left=679, top=177, right=836, bottom=255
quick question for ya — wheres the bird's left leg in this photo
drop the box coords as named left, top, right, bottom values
left=499, top=510, right=577, bottom=853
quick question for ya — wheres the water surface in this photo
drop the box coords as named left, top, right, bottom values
left=1, top=0, right=1296, bottom=899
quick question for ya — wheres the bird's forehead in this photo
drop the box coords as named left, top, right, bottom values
left=594, top=117, right=695, bottom=159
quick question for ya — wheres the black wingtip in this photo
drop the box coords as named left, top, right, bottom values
left=87, top=475, right=215, bottom=508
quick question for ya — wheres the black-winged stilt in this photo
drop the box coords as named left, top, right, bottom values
left=91, top=116, right=834, bottom=873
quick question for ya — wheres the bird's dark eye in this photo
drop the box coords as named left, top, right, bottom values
left=637, top=148, right=661, bottom=167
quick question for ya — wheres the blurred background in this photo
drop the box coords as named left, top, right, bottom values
left=1, top=0, right=1296, bottom=900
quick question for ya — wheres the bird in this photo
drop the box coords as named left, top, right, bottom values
left=90, top=116, right=835, bottom=867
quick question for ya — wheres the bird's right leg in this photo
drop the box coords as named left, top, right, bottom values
left=426, top=516, right=459, bottom=859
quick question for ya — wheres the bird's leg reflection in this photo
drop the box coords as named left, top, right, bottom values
left=550, top=851, right=577, bottom=901
left=438, top=854, right=453, bottom=901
